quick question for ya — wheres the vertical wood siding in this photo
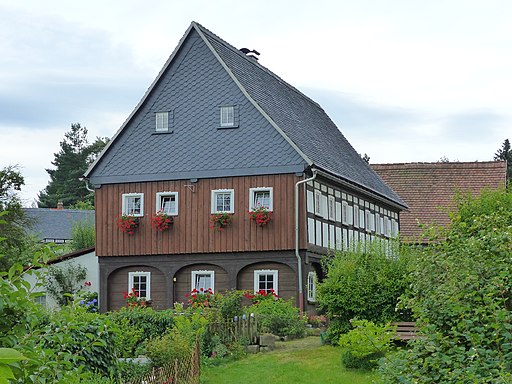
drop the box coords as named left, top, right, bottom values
left=96, top=174, right=306, bottom=256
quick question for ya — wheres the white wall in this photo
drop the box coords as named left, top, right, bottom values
left=23, top=250, right=99, bottom=309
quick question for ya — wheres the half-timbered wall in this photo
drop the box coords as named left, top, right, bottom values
left=95, top=174, right=306, bottom=256
left=306, top=178, right=399, bottom=252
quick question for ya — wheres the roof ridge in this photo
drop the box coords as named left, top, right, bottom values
left=192, top=22, right=323, bottom=110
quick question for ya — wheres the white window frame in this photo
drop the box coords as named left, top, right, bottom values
left=328, top=195, right=335, bottom=221
left=128, top=271, right=151, bottom=300
left=353, top=205, right=360, bottom=227
left=307, top=271, right=317, bottom=302
left=191, top=270, right=215, bottom=293
left=249, top=187, right=273, bottom=211
left=155, top=111, right=169, bottom=132
left=342, top=202, right=349, bottom=225
left=156, top=191, right=179, bottom=216
left=122, top=193, right=144, bottom=217
left=220, top=105, right=235, bottom=127
left=314, top=190, right=322, bottom=216
left=254, top=269, right=278, bottom=295
left=211, top=189, right=235, bottom=214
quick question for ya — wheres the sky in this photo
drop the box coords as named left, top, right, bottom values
left=0, top=1, right=510, bottom=206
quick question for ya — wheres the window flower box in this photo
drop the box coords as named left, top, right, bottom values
left=210, top=212, right=233, bottom=231
left=150, top=210, right=173, bottom=232
left=249, top=206, right=273, bottom=227
left=117, top=214, right=140, bottom=235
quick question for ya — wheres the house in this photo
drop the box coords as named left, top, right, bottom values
left=24, top=205, right=95, bottom=244
left=23, top=246, right=98, bottom=308
left=84, top=22, right=407, bottom=313
left=372, top=161, right=507, bottom=243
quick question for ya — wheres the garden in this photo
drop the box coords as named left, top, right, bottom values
left=1, top=188, right=512, bottom=383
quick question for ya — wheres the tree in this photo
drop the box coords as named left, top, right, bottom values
left=0, top=166, right=35, bottom=271
left=317, top=241, right=411, bottom=343
left=37, top=123, right=108, bottom=208
left=494, top=138, right=512, bottom=184
left=379, top=189, right=512, bottom=383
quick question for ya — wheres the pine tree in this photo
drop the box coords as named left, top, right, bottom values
left=38, top=123, right=108, bottom=208
left=494, top=139, right=512, bottom=185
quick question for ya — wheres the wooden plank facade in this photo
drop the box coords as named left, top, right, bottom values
left=95, top=173, right=306, bottom=257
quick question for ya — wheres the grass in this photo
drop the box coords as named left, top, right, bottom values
left=200, top=336, right=377, bottom=384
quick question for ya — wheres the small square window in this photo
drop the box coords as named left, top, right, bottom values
left=122, top=193, right=144, bottom=217
left=307, top=272, right=317, bottom=302
left=191, top=270, right=215, bottom=293
left=156, top=192, right=178, bottom=216
left=220, top=106, right=235, bottom=127
left=249, top=187, right=273, bottom=211
left=128, top=271, right=151, bottom=300
left=211, top=189, right=235, bottom=213
left=254, top=269, right=278, bottom=295
left=155, top=112, right=169, bottom=132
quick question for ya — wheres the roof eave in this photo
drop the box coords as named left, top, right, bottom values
left=313, top=166, right=409, bottom=210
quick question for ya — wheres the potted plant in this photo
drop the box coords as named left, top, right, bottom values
left=210, top=212, right=233, bottom=231
left=249, top=206, right=273, bottom=227
left=117, top=214, right=140, bottom=235
left=150, top=210, right=173, bottom=232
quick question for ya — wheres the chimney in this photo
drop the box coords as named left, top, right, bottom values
left=57, top=201, right=64, bottom=210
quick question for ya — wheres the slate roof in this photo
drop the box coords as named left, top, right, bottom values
left=86, top=21, right=406, bottom=209
left=24, top=208, right=95, bottom=242
left=371, top=161, right=507, bottom=242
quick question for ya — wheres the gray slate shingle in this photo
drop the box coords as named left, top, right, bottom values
left=24, top=208, right=94, bottom=241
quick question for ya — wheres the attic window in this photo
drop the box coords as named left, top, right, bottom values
left=219, top=105, right=238, bottom=128
left=155, top=111, right=170, bottom=132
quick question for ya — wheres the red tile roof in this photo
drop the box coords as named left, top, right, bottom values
left=372, top=161, right=507, bottom=243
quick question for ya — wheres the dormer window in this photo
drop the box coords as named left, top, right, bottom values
left=219, top=105, right=238, bottom=128
left=155, top=111, right=169, bottom=132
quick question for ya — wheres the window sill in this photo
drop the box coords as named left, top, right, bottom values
left=217, top=125, right=239, bottom=130
left=152, top=130, right=173, bottom=135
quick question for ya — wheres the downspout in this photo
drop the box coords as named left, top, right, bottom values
left=79, top=177, right=95, bottom=193
left=295, top=169, right=317, bottom=314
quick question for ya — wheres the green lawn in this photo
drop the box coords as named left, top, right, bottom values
left=200, top=337, right=377, bottom=384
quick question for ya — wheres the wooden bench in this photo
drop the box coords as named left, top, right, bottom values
left=390, top=322, right=419, bottom=341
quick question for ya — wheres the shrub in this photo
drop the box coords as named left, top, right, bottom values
left=211, top=289, right=244, bottom=320
left=146, top=309, right=206, bottom=367
left=45, top=262, right=87, bottom=306
left=317, top=241, right=411, bottom=343
left=107, top=306, right=175, bottom=342
left=249, top=297, right=306, bottom=338
left=71, top=219, right=95, bottom=250
left=379, top=189, right=512, bottom=383
left=338, top=319, right=395, bottom=370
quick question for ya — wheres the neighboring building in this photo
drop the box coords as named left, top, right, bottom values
left=23, top=247, right=98, bottom=308
left=24, top=206, right=95, bottom=244
left=84, top=22, right=407, bottom=312
left=372, top=161, right=507, bottom=243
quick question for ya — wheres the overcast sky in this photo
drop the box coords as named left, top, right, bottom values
left=0, top=1, right=510, bottom=206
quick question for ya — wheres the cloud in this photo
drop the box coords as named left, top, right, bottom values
left=0, top=6, right=150, bottom=130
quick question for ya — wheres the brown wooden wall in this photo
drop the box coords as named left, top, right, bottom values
left=108, top=265, right=167, bottom=311
left=237, top=262, right=296, bottom=302
left=174, top=263, right=229, bottom=304
left=95, top=174, right=306, bottom=256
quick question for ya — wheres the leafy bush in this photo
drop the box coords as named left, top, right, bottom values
left=213, top=289, right=245, bottom=319
left=71, top=219, right=95, bottom=250
left=317, top=241, right=411, bottom=343
left=107, top=306, right=175, bottom=341
left=45, top=262, right=87, bottom=306
left=338, top=319, right=395, bottom=370
left=379, top=189, right=512, bottom=383
left=146, top=310, right=206, bottom=367
left=249, top=297, right=306, bottom=338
